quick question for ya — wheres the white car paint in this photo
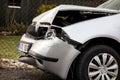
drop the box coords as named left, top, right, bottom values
left=33, top=5, right=118, bottom=25
left=62, top=13, right=120, bottom=44
left=29, top=37, right=79, bottom=79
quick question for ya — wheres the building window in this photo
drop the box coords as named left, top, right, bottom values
left=8, top=0, right=21, bottom=8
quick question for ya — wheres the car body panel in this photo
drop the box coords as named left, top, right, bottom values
left=62, top=13, right=120, bottom=44
left=20, top=36, right=79, bottom=79
left=30, top=38, right=79, bottom=79
left=20, top=34, right=36, bottom=43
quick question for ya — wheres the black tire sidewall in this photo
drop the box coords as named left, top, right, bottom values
left=75, top=45, right=120, bottom=80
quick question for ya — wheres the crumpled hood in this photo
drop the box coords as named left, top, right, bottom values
left=33, top=6, right=59, bottom=24
left=33, top=5, right=118, bottom=25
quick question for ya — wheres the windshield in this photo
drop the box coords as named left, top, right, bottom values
left=98, top=0, right=120, bottom=10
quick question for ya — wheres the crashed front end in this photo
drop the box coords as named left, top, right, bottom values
left=18, top=5, right=119, bottom=79
left=18, top=23, right=79, bottom=79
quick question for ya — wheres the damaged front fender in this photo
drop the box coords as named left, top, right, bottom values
left=29, top=37, right=80, bottom=79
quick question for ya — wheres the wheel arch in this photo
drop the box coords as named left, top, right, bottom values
left=79, top=37, right=120, bottom=55
left=67, top=37, right=120, bottom=79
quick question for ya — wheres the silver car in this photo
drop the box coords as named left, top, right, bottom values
left=18, top=4, right=120, bottom=80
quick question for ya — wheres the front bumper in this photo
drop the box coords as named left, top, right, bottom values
left=29, top=50, right=58, bottom=62
left=18, top=49, right=59, bottom=70
left=18, top=53, right=44, bottom=70
left=18, top=37, right=80, bottom=79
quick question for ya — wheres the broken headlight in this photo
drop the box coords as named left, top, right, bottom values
left=26, top=25, right=48, bottom=39
left=45, top=29, right=56, bottom=39
left=46, top=31, right=53, bottom=37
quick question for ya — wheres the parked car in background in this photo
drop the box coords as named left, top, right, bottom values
left=18, top=4, right=120, bottom=80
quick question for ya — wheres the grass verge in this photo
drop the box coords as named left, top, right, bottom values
left=0, top=35, right=21, bottom=59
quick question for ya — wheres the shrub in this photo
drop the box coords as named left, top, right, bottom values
left=37, top=4, right=56, bottom=15
left=0, top=21, right=27, bottom=35
left=6, top=21, right=27, bottom=35
left=0, top=27, right=6, bottom=32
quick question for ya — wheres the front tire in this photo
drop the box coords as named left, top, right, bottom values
left=75, top=45, right=120, bottom=80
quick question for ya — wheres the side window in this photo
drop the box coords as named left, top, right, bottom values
left=8, top=0, right=21, bottom=8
